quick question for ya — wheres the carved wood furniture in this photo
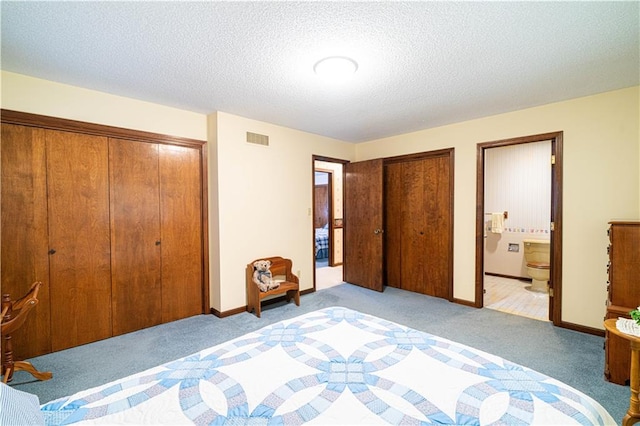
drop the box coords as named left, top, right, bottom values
left=1, top=281, right=52, bottom=384
left=605, top=221, right=640, bottom=385
left=604, top=318, right=640, bottom=426
left=246, top=256, right=300, bottom=318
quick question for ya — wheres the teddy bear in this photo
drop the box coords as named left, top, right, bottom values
left=252, top=259, right=280, bottom=292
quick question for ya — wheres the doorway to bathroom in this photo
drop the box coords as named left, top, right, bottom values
left=475, top=132, right=563, bottom=326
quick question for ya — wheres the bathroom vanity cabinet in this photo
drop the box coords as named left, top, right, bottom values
left=604, top=221, right=640, bottom=385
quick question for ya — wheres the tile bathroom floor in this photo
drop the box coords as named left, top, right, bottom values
left=484, top=274, right=549, bottom=322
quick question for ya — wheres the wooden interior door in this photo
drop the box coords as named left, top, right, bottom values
left=418, top=155, right=452, bottom=299
left=400, top=159, right=428, bottom=294
left=384, top=152, right=453, bottom=299
left=384, top=162, right=402, bottom=288
left=47, top=130, right=112, bottom=351
left=159, top=144, right=203, bottom=322
left=344, top=159, right=384, bottom=291
left=0, top=124, right=51, bottom=359
left=314, top=184, right=329, bottom=228
left=110, top=139, right=162, bottom=335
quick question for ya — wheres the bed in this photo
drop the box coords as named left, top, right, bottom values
left=315, top=226, right=329, bottom=259
left=40, top=307, right=614, bottom=425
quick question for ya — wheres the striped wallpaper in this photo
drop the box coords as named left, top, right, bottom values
left=484, top=140, right=552, bottom=235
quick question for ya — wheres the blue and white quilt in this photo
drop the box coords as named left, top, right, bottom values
left=41, top=307, right=614, bottom=425
left=315, top=227, right=329, bottom=259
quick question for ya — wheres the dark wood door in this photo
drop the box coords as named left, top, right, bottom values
left=314, top=184, right=329, bottom=228
left=384, top=162, right=402, bottom=288
left=400, top=160, right=426, bottom=294
left=0, top=124, right=51, bottom=359
left=344, top=159, right=384, bottom=291
left=159, top=144, right=203, bottom=322
left=419, top=155, right=452, bottom=299
left=110, top=139, right=162, bottom=335
left=384, top=153, right=453, bottom=300
left=47, top=130, right=112, bottom=351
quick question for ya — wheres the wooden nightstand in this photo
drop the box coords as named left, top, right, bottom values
left=604, top=318, right=640, bottom=426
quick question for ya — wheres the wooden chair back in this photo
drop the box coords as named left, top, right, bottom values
left=1, top=282, right=41, bottom=335
left=1, top=281, right=52, bottom=383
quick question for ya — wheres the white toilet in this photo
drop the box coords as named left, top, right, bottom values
left=523, top=239, right=550, bottom=293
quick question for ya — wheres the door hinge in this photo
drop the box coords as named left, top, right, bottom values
left=551, top=155, right=556, bottom=165
left=549, top=287, right=554, bottom=297
left=550, top=222, right=555, bottom=231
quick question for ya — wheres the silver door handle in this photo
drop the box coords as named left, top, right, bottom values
left=374, top=229, right=384, bottom=234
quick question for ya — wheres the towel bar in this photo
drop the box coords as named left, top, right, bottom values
left=484, top=211, right=508, bottom=219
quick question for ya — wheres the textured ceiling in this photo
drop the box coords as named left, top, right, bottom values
left=1, top=1, right=638, bottom=142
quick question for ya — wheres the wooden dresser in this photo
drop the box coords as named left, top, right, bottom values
left=604, top=221, right=640, bottom=385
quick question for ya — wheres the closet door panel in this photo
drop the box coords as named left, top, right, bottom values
left=421, top=155, right=451, bottom=299
left=110, top=139, right=162, bottom=335
left=401, top=160, right=428, bottom=294
left=386, top=151, right=453, bottom=300
left=47, top=131, right=112, bottom=351
left=0, top=124, right=51, bottom=358
left=384, top=162, right=402, bottom=288
left=159, top=144, right=203, bottom=322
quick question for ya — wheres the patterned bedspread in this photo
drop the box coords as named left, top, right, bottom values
left=41, top=307, right=614, bottom=425
left=315, top=227, right=329, bottom=259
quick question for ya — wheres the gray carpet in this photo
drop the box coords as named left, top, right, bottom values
left=11, top=284, right=627, bottom=423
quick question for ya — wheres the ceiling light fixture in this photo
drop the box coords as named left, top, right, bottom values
left=313, top=56, right=358, bottom=83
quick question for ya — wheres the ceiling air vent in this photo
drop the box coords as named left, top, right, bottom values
left=246, top=131, right=269, bottom=146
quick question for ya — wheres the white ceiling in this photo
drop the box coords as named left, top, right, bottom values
left=2, top=1, right=638, bottom=142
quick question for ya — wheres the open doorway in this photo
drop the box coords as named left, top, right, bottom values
left=312, top=156, right=347, bottom=291
left=482, top=141, right=551, bottom=321
left=476, top=132, right=563, bottom=326
left=314, top=169, right=332, bottom=267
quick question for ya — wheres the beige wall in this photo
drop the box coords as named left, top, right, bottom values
left=356, top=86, right=640, bottom=329
left=207, top=113, right=222, bottom=310
left=1, top=72, right=355, bottom=315
left=210, top=112, right=354, bottom=311
left=4, top=70, right=638, bottom=329
left=1, top=72, right=207, bottom=140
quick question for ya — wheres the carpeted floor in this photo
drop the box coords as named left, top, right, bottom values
left=11, top=283, right=627, bottom=423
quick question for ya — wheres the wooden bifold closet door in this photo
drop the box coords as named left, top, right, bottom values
left=158, top=144, right=203, bottom=323
left=1, top=112, right=206, bottom=360
left=47, top=131, right=112, bottom=351
left=110, top=139, right=204, bottom=336
left=1, top=125, right=112, bottom=355
left=343, top=153, right=452, bottom=299
left=384, top=152, right=452, bottom=299
left=110, top=139, right=163, bottom=336
left=1, top=124, right=52, bottom=358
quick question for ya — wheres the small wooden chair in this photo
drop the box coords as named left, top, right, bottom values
left=1, top=281, right=52, bottom=384
left=246, top=256, right=300, bottom=318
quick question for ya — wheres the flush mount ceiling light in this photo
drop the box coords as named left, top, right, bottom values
left=313, top=56, right=358, bottom=83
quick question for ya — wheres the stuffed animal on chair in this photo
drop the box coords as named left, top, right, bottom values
left=252, top=259, right=280, bottom=292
